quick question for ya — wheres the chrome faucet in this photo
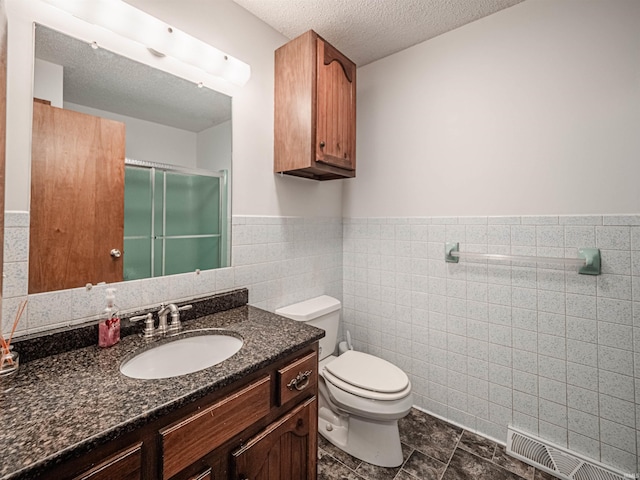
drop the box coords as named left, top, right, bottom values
left=158, top=303, right=193, bottom=334
left=130, top=303, right=193, bottom=339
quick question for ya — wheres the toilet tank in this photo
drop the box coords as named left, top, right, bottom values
left=275, top=296, right=341, bottom=360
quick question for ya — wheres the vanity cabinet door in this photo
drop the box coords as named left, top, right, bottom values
left=232, top=397, right=317, bottom=480
left=72, top=442, right=142, bottom=480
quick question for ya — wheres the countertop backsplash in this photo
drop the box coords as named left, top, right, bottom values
left=11, top=288, right=249, bottom=363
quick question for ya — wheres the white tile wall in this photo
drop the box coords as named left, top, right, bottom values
left=2, top=212, right=342, bottom=336
left=5, top=210, right=638, bottom=473
left=343, top=215, right=640, bottom=474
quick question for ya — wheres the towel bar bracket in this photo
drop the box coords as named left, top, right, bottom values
left=578, top=248, right=601, bottom=275
left=445, top=242, right=460, bottom=263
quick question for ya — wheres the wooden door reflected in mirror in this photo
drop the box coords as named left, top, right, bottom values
left=29, top=101, right=125, bottom=294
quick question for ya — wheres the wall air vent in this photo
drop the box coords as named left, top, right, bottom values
left=506, top=427, right=627, bottom=480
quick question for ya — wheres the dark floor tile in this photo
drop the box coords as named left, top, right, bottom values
left=354, top=443, right=413, bottom=480
left=355, top=462, right=401, bottom=480
left=398, top=408, right=463, bottom=463
left=442, top=448, right=528, bottom=480
left=318, top=448, right=365, bottom=480
left=492, top=445, right=535, bottom=480
left=401, top=449, right=446, bottom=480
left=458, top=430, right=497, bottom=460
left=534, top=469, right=561, bottom=480
left=393, top=471, right=416, bottom=480
left=318, top=433, right=362, bottom=470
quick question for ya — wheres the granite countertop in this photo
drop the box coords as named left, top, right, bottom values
left=0, top=305, right=324, bottom=480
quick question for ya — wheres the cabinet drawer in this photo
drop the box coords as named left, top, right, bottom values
left=72, top=442, right=142, bottom=480
left=160, top=376, right=271, bottom=480
left=277, top=351, right=317, bottom=406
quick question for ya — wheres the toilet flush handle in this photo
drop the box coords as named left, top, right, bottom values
left=287, top=370, right=313, bottom=391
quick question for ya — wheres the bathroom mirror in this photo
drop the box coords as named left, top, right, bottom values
left=29, top=25, right=232, bottom=294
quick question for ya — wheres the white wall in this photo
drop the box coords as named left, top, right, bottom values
left=344, top=0, right=640, bottom=217
left=197, top=120, right=232, bottom=172
left=33, top=58, right=62, bottom=107
left=65, top=102, right=198, bottom=168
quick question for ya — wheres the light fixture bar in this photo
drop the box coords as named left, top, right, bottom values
left=41, top=0, right=250, bottom=86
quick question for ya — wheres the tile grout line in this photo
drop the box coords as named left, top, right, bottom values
left=438, top=430, right=463, bottom=480
left=318, top=443, right=364, bottom=479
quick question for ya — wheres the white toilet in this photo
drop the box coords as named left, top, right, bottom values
left=276, top=296, right=413, bottom=468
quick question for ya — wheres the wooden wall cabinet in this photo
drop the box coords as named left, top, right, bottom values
left=274, top=30, right=356, bottom=180
left=41, top=345, right=319, bottom=480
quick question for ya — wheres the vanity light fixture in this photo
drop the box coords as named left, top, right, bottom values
left=40, top=0, right=251, bottom=86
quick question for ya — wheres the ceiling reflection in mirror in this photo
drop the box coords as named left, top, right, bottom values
left=30, top=25, right=232, bottom=294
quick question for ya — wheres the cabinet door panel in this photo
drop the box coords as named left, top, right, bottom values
left=316, top=38, right=356, bottom=171
left=233, top=397, right=317, bottom=480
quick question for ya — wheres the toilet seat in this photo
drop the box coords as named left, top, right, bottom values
left=321, top=351, right=411, bottom=401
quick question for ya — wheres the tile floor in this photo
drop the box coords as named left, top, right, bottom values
left=317, top=408, right=559, bottom=480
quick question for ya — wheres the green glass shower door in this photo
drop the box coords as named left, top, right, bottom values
left=124, top=165, right=227, bottom=281
left=162, top=171, right=221, bottom=275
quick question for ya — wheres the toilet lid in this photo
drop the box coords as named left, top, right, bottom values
left=324, top=350, right=409, bottom=394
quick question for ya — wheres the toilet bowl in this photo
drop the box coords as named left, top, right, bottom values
left=275, top=296, right=413, bottom=467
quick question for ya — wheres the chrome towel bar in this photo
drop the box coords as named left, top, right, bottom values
left=445, top=242, right=601, bottom=275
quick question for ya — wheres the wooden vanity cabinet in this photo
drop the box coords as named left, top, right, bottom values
left=40, top=344, right=319, bottom=480
left=274, top=30, right=356, bottom=180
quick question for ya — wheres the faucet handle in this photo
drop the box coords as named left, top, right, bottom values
left=166, top=304, right=193, bottom=334
left=130, top=313, right=155, bottom=339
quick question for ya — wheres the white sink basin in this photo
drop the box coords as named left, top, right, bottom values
left=120, top=332, right=243, bottom=379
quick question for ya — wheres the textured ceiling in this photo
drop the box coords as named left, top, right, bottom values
left=233, top=0, right=524, bottom=66
left=35, top=25, right=231, bottom=133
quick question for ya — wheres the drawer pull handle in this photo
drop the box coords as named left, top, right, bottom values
left=287, top=370, right=313, bottom=391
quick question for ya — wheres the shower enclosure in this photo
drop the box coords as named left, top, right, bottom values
left=123, top=159, right=229, bottom=281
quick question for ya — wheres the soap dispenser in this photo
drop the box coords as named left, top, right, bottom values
left=98, top=288, right=120, bottom=348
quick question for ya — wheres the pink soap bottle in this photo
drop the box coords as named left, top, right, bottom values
left=98, top=288, right=120, bottom=348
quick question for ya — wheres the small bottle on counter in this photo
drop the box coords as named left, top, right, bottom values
left=98, top=288, right=120, bottom=348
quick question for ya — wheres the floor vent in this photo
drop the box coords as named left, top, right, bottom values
left=506, top=427, right=627, bottom=480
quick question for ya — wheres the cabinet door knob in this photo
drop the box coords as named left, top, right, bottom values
left=110, top=248, right=122, bottom=258
left=319, top=141, right=325, bottom=148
